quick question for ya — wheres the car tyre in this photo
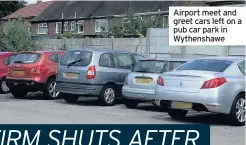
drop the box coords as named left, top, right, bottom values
left=11, top=88, right=28, bottom=99
left=168, top=109, right=188, bottom=120
left=43, top=79, right=60, bottom=100
left=123, top=98, right=139, bottom=109
left=99, top=85, right=116, bottom=106
left=63, top=94, right=79, bottom=103
left=0, top=78, right=10, bottom=94
left=228, top=93, right=245, bottom=126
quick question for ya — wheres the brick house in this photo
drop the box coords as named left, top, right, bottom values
left=30, top=1, right=244, bottom=37
left=1, top=0, right=53, bottom=31
left=30, top=1, right=207, bottom=37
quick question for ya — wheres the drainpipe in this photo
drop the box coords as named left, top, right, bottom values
left=61, top=13, right=64, bottom=34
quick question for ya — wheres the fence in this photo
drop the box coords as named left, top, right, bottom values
left=146, top=28, right=245, bottom=58
left=34, top=28, right=245, bottom=58
left=34, top=36, right=146, bottom=54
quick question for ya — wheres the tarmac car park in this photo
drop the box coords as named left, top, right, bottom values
left=0, top=49, right=245, bottom=127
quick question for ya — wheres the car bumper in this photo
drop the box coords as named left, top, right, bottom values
left=155, top=86, right=232, bottom=114
left=56, top=81, right=103, bottom=96
left=6, top=78, right=44, bottom=91
left=122, top=86, right=155, bottom=101
left=0, top=73, right=6, bottom=80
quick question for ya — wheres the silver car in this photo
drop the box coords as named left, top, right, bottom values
left=122, top=58, right=188, bottom=108
left=56, top=48, right=144, bottom=106
left=155, top=57, right=245, bottom=126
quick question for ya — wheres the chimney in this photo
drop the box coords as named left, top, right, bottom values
left=37, top=0, right=42, bottom=5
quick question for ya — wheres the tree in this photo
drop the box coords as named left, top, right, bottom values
left=0, top=26, right=5, bottom=50
left=109, top=7, right=163, bottom=37
left=0, top=1, right=27, bottom=18
left=1, top=17, right=36, bottom=52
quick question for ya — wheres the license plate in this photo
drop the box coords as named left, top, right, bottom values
left=171, top=101, right=192, bottom=109
left=135, top=78, right=152, bottom=84
left=64, top=72, right=79, bottom=79
left=12, top=70, right=25, bottom=76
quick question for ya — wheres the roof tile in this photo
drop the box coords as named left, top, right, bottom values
left=2, top=1, right=53, bottom=19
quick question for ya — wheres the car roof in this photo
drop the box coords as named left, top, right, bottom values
left=144, top=57, right=189, bottom=62
left=194, top=56, right=245, bottom=62
left=19, top=50, right=64, bottom=54
left=69, top=48, right=138, bottom=54
left=0, top=52, right=16, bottom=55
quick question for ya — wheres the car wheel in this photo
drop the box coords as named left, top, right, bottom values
left=123, top=98, right=139, bottom=109
left=43, top=79, right=60, bottom=100
left=99, top=85, right=116, bottom=106
left=168, top=109, right=188, bottom=120
left=11, top=88, right=28, bottom=99
left=0, top=78, right=10, bottom=94
left=63, top=94, right=79, bottom=103
left=228, top=93, right=245, bottom=126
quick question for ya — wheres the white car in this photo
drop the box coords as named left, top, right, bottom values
left=156, top=57, right=245, bottom=126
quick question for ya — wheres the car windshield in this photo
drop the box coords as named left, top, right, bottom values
left=13, top=53, right=41, bottom=64
left=176, top=59, right=233, bottom=72
left=60, top=50, right=93, bottom=67
left=133, top=60, right=169, bottom=73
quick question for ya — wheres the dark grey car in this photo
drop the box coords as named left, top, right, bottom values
left=56, top=48, right=144, bottom=106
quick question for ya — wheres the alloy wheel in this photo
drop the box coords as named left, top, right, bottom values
left=1, top=80, right=9, bottom=93
left=48, top=81, right=59, bottom=98
left=104, top=88, right=115, bottom=104
left=235, top=98, right=245, bottom=123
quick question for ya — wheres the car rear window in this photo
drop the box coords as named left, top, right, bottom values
left=176, top=59, right=233, bottom=72
left=60, top=50, right=92, bottom=66
left=133, top=60, right=169, bottom=73
left=13, top=53, right=41, bottom=64
left=4, top=55, right=16, bottom=65
left=170, top=61, right=186, bottom=70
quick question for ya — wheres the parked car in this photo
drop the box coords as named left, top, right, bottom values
left=155, top=57, right=245, bottom=126
left=56, top=48, right=145, bottom=106
left=122, top=58, right=188, bottom=108
left=0, top=52, right=17, bottom=94
left=6, top=50, right=64, bottom=99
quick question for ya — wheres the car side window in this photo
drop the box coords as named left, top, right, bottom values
left=4, top=55, right=16, bottom=65
left=238, top=61, right=245, bottom=75
left=99, top=53, right=113, bottom=68
left=58, top=54, right=64, bottom=62
left=49, top=54, right=58, bottom=63
left=115, top=53, right=133, bottom=69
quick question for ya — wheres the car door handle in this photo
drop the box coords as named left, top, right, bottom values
left=118, top=74, right=123, bottom=76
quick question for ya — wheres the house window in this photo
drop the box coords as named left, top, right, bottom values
left=163, top=15, right=169, bottom=28
left=77, top=20, right=84, bottom=33
left=56, top=22, right=62, bottom=34
left=64, top=22, right=68, bottom=31
left=37, top=23, right=47, bottom=34
left=71, top=21, right=75, bottom=31
left=95, top=19, right=108, bottom=33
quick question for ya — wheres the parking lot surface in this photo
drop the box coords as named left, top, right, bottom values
left=0, top=94, right=244, bottom=145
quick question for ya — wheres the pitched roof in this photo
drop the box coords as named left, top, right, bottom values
left=2, top=1, right=53, bottom=20
left=31, top=1, right=206, bottom=22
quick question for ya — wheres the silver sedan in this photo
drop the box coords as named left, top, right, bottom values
left=155, top=57, right=245, bottom=126
left=122, top=58, right=187, bottom=108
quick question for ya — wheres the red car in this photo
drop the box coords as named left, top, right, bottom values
left=0, top=52, right=17, bottom=94
left=6, top=50, right=64, bottom=99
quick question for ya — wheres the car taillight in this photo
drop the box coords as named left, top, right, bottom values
left=7, top=68, right=11, bottom=74
left=30, top=66, right=45, bottom=73
left=87, top=65, right=96, bottom=79
left=201, top=78, right=227, bottom=89
left=124, top=75, right=128, bottom=85
left=157, top=76, right=164, bottom=86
